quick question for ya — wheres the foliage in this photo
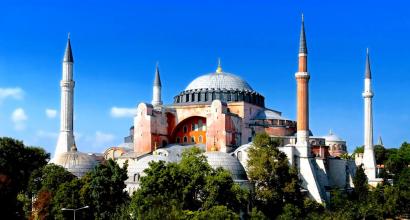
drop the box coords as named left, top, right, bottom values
left=82, top=159, right=129, bottom=220
left=0, top=137, right=49, bottom=219
left=353, top=164, right=368, bottom=200
left=353, top=145, right=364, bottom=154
left=129, top=147, right=247, bottom=219
left=247, top=133, right=303, bottom=219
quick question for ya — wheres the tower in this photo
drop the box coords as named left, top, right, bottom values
left=151, top=63, right=162, bottom=107
left=295, top=14, right=310, bottom=157
left=54, top=34, right=76, bottom=157
left=362, top=49, right=377, bottom=180
left=293, top=15, right=325, bottom=203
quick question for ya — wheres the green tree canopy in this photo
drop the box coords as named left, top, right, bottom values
left=0, top=137, right=49, bottom=219
left=247, top=133, right=303, bottom=219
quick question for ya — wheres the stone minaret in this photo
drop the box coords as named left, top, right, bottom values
left=54, top=35, right=76, bottom=157
left=362, top=48, right=376, bottom=180
left=295, top=14, right=311, bottom=157
left=151, top=63, right=162, bottom=107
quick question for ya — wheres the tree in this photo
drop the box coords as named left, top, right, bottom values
left=28, top=164, right=76, bottom=220
left=247, top=133, right=303, bottom=219
left=374, top=145, right=387, bottom=165
left=0, top=137, right=49, bottom=219
left=353, top=165, right=368, bottom=201
left=353, top=145, right=364, bottom=154
left=82, top=159, right=129, bottom=220
left=129, top=147, right=247, bottom=219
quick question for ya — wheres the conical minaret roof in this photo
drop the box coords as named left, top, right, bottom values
left=299, top=14, right=307, bottom=54
left=153, top=63, right=161, bottom=87
left=63, top=34, right=74, bottom=63
left=365, top=48, right=371, bottom=79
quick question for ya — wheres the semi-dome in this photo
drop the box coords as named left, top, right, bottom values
left=50, top=146, right=100, bottom=177
left=204, top=151, right=247, bottom=181
left=185, top=72, right=253, bottom=92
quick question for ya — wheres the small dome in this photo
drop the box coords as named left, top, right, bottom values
left=130, top=154, right=169, bottom=174
left=323, top=131, right=344, bottom=142
left=50, top=150, right=99, bottom=177
left=204, top=151, right=247, bottom=181
left=185, top=72, right=253, bottom=92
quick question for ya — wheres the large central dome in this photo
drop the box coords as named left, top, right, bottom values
left=173, top=63, right=265, bottom=107
left=185, top=72, right=253, bottom=92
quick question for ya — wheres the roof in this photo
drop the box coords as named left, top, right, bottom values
left=154, top=64, right=161, bottom=86
left=365, top=48, right=372, bottom=79
left=253, top=109, right=287, bottom=120
left=323, top=131, right=345, bottom=142
left=185, top=72, right=253, bottom=92
left=63, top=37, right=74, bottom=63
left=50, top=150, right=99, bottom=177
left=299, top=14, right=307, bottom=54
left=204, top=151, right=247, bottom=180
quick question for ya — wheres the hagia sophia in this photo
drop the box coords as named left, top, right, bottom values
left=50, top=16, right=381, bottom=204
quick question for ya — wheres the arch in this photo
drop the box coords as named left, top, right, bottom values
left=171, top=116, right=207, bottom=145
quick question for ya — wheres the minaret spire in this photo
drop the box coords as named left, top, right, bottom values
left=365, top=48, right=371, bottom=79
left=54, top=35, right=76, bottom=158
left=63, top=33, right=74, bottom=63
left=299, top=14, right=308, bottom=55
left=152, top=62, right=163, bottom=107
left=362, top=48, right=377, bottom=180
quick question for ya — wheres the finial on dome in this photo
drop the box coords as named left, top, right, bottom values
left=216, top=58, right=222, bottom=73
left=70, top=144, right=78, bottom=152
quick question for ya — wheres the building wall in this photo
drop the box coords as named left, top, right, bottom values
left=171, top=116, right=207, bottom=145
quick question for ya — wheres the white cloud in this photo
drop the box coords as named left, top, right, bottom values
left=45, top=108, right=57, bottom=119
left=11, top=108, right=28, bottom=131
left=36, top=130, right=58, bottom=139
left=85, top=131, right=116, bottom=148
left=0, top=87, right=24, bottom=103
left=110, top=107, right=137, bottom=118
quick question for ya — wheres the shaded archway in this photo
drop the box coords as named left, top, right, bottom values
left=170, top=116, right=207, bottom=145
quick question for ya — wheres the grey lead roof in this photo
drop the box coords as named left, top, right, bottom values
left=185, top=72, right=253, bottom=92
left=365, top=49, right=371, bottom=79
left=154, top=64, right=161, bottom=86
left=63, top=37, right=74, bottom=63
left=299, top=15, right=308, bottom=54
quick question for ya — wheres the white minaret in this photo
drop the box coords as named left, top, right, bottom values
left=151, top=63, right=162, bottom=107
left=362, top=48, right=377, bottom=180
left=54, top=34, right=76, bottom=157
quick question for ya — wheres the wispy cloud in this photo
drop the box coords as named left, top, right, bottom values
left=0, top=87, right=24, bottom=103
left=11, top=108, right=28, bottom=131
left=85, top=131, right=116, bottom=149
left=110, top=107, right=136, bottom=118
left=36, top=130, right=58, bottom=139
left=45, top=108, right=57, bottom=119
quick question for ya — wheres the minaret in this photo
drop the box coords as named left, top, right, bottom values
left=362, top=48, right=377, bottom=180
left=54, top=34, right=76, bottom=157
left=377, top=136, right=384, bottom=146
left=295, top=14, right=311, bottom=157
left=151, top=63, right=162, bottom=107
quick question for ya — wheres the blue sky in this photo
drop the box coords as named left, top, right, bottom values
left=0, top=0, right=409, bottom=155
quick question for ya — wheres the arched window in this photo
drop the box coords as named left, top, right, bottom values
left=191, top=136, right=195, bottom=143
left=237, top=151, right=243, bottom=161
left=183, top=125, right=188, bottom=133
left=183, top=136, right=188, bottom=143
left=176, top=137, right=180, bottom=143
left=198, top=135, right=203, bottom=143
left=198, top=120, right=203, bottom=131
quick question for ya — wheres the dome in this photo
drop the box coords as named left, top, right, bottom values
left=185, top=72, right=253, bottom=92
left=323, top=131, right=344, bottom=142
left=130, top=154, right=169, bottom=174
left=204, top=151, right=247, bottom=181
left=50, top=147, right=100, bottom=177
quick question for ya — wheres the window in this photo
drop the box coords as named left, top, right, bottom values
left=195, top=124, right=198, bottom=131
left=191, top=93, right=195, bottom=102
left=183, top=136, right=188, bottom=143
left=192, top=123, right=195, bottom=131
left=198, top=120, right=203, bottom=131
left=191, top=136, right=195, bottom=143
left=237, top=151, right=243, bottom=161
left=198, top=135, right=203, bottom=143
left=183, top=125, right=188, bottom=133
left=176, top=137, right=180, bottom=143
